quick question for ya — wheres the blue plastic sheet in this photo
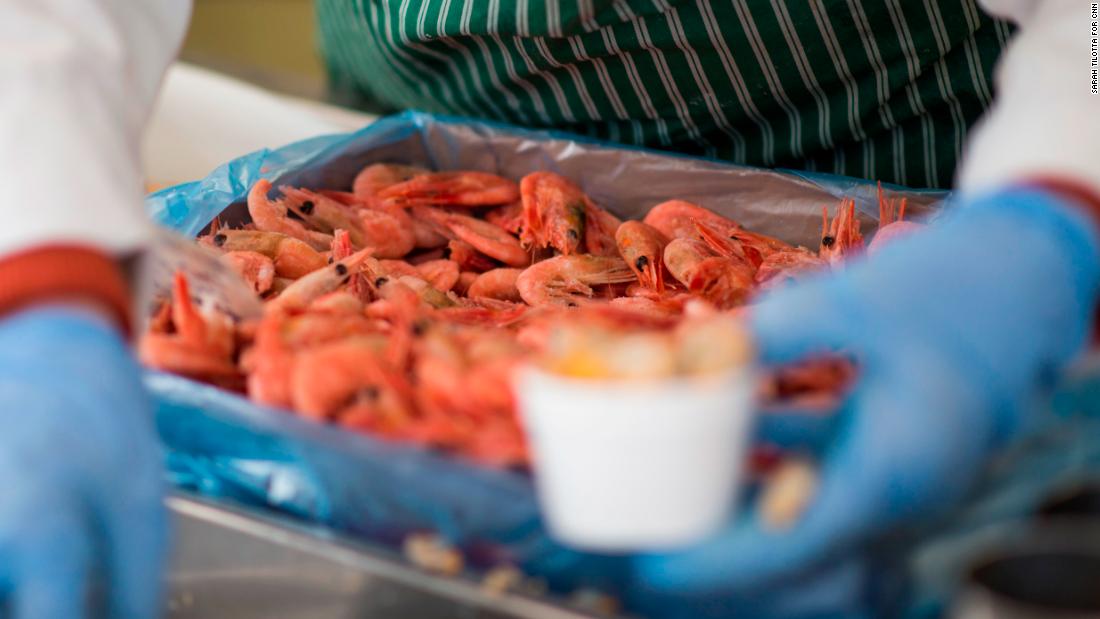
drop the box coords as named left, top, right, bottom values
left=145, top=111, right=1100, bottom=618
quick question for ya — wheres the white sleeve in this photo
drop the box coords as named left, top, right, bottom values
left=0, top=1, right=191, bottom=258
left=976, top=0, right=1043, bottom=22
left=957, top=0, right=1100, bottom=197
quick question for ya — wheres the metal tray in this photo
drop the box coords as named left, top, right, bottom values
left=166, top=494, right=607, bottom=619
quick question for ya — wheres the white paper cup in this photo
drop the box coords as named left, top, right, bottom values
left=516, top=366, right=755, bottom=551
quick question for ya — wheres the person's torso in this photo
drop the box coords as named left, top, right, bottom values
left=317, top=0, right=1011, bottom=189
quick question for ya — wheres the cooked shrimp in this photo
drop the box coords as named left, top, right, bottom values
left=275, top=312, right=380, bottom=354
left=444, top=240, right=498, bottom=273
left=414, top=327, right=523, bottom=426
left=169, top=271, right=208, bottom=345
left=643, top=199, right=739, bottom=241
left=281, top=187, right=367, bottom=242
left=246, top=312, right=295, bottom=407
left=291, top=336, right=406, bottom=420
left=664, top=238, right=755, bottom=309
left=615, top=221, right=669, bottom=293
left=515, top=255, right=635, bottom=306
left=415, top=259, right=460, bottom=292
left=281, top=186, right=416, bottom=258
left=414, top=328, right=481, bottom=423
left=378, top=171, right=519, bottom=207
left=246, top=309, right=385, bottom=407
left=692, top=220, right=752, bottom=264
left=247, top=179, right=332, bottom=250
left=412, top=206, right=528, bottom=267
left=266, top=247, right=374, bottom=312
left=360, top=200, right=418, bottom=257
left=221, top=250, right=275, bottom=294
left=353, top=163, right=429, bottom=199
left=820, top=198, right=865, bottom=265
left=467, top=268, right=523, bottom=302
left=170, top=271, right=235, bottom=357
left=138, top=335, right=240, bottom=378
left=519, top=172, right=588, bottom=255
left=208, top=229, right=327, bottom=279
left=139, top=272, right=238, bottom=378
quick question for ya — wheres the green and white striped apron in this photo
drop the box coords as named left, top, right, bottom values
left=316, top=0, right=1011, bottom=189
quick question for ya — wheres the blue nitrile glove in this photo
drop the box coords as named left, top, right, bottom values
left=0, top=308, right=166, bottom=618
left=638, top=187, right=1100, bottom=594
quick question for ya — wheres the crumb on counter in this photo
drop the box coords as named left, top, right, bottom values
left=403, top=533, right=464, bottom=576
left=760, top=458, right=819, bottom=530
left=481, top=565, right=524, bottom=596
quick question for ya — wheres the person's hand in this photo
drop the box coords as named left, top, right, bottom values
left=638, top=187, right=1100, bottom=594
left=0, top=307, right=167, bottom=618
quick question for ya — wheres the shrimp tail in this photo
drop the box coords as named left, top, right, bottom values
left=171, top=271, right=206, bottom=344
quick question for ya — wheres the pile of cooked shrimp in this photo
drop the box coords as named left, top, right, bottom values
left=140, top=164, right=921, bottom=467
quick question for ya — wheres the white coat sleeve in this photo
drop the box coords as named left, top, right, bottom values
left=0, top=1, right=191, bottom=258
left=957, top=0, right=1100, bottom=197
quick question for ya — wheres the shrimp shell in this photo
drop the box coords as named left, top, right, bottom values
left=247, top=179, right=332, bottom=250
left=515, top=255, right=635, bottom=307
left=467, top=268, right=524, bottom=303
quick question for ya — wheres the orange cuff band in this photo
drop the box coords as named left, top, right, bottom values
left=0, top=246, right=131, bottom=336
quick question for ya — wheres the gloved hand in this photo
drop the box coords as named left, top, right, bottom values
left=638, top=187, right=1100, bottom=594
left=0, top=307, right=166, bottom=618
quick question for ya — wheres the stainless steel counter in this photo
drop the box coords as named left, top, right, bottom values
left=166, top=495, right=602, bottom=619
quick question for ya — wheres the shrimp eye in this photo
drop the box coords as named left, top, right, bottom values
left=328, top=257, right=333, bottom=264
left=441, top=246, right=452, bottom=259
left=635, top=255, right=649, bottom=271
left=361, top=386, right=380, bottom=400
left=335, top=263, right=349, bottom=276
left=300, top=200, right=315, bottom=215
left=412, top=320, right=428, bottom=336
left=821, top=235, right=836, bottom=247
left=567, top=229, right=579, bottom=241
left=375, top=277, right=389, bottom=287
left=213, top=233, right=227, bottom=247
